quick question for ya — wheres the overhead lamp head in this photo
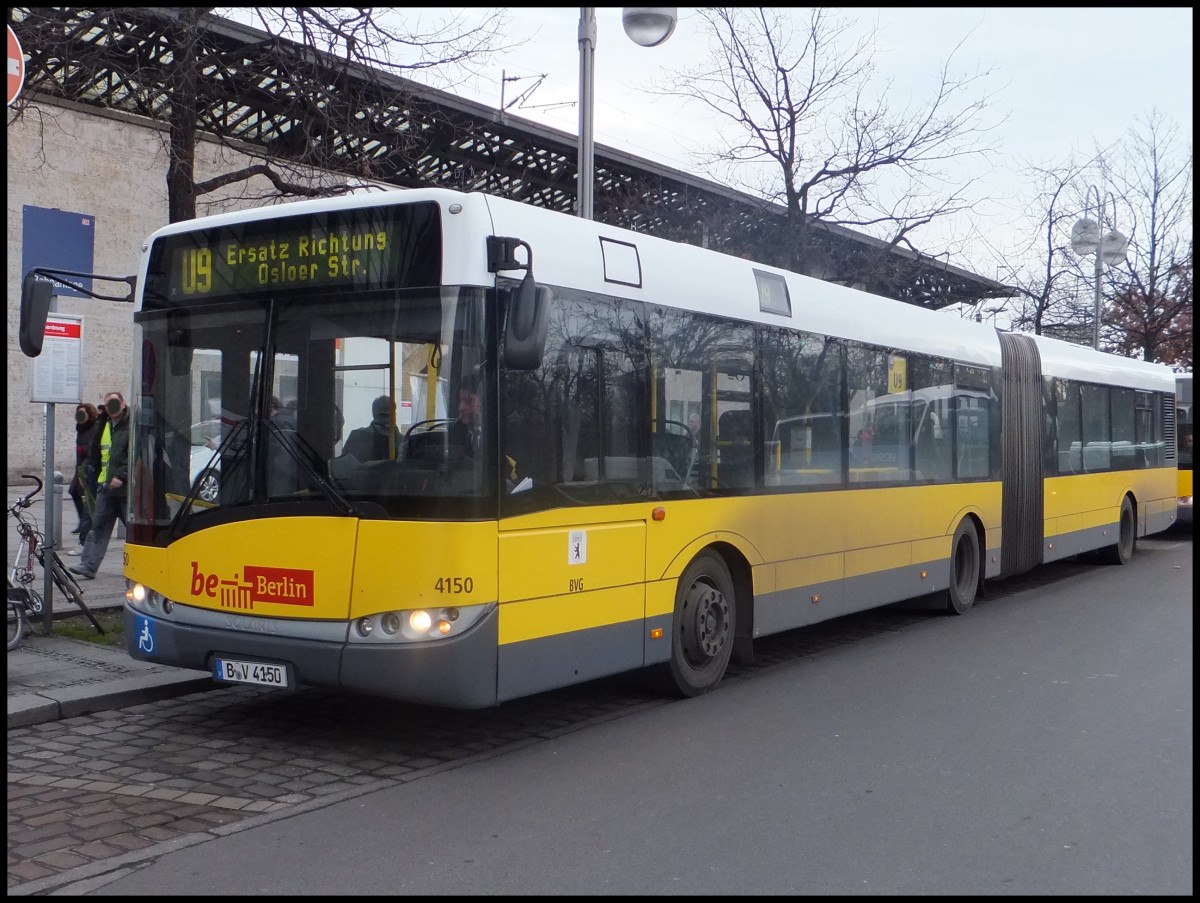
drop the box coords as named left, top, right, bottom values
left=1099, top=229, right=1130, bottom=265
left=1070, top=218, right=1101, bottom=255
left=622, top=7, right=677, bottom=47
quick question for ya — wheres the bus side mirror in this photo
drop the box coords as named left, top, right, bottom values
left=503, top=272, right=551, bottom=371
left=19, top=274, right=54, bottom=358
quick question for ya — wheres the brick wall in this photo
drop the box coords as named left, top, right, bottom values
left=6, top=96, right=366, bottom=484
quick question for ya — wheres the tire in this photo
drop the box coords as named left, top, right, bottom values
left=657, top=551, right=736, bottom=697
left=943, top=519, right=981, bottom=615
left=23, top=588, right=44, bottom=618
left=50, top=555, right=105, bottom=634
left=7, top=599, right=27, bottom=651
left=197, top=471, right=219, bottom=503
left=1100, top=496, right=1136, bottom=565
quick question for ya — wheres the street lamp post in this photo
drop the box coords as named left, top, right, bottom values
left=1071, top=186, right=1130, bottom=350
left=577, top=7, right=677, bottom=220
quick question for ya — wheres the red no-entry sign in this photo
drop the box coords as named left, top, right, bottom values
left=8, top=24, right=25, bottom=107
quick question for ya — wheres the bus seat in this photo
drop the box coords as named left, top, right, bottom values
left=1083, top=441, right=1111, bottom=471
left=718, top=409, right=752, bottom=442
left=718, top=409, right=754, bottom=488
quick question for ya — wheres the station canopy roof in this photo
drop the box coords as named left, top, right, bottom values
left=10, top=6, right=1014, bottom=310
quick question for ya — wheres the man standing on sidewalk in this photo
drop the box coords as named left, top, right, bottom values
left=70, top=391, right=129, bottom=580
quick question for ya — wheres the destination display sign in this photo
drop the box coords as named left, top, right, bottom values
left=145, top=201, right=441, bottom=304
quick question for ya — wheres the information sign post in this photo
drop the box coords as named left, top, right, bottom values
left=30, top=310, right=85, bottom=631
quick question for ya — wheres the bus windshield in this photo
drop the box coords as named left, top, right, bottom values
left=129, top=284, right=495, bottom=543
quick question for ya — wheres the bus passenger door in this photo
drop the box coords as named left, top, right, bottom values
left=497, top=516, right=646, bottom=702
left=497, top=334, right=648, bottom=702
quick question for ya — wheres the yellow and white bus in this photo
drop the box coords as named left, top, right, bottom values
left=1176, top=373, right=1193, bottom=526
left=26, top=187, right=1177, bottom=707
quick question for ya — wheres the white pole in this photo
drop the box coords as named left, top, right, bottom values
left=1093, top=229, right=1103, bottom=351
left=577, top=7, right=597, bottom=220
left=1090, top=187, right=1103, bottom=350
left=42, top=404, right=56, bottom=633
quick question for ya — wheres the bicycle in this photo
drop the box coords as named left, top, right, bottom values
left=8, top=473, right=104, bottom=650
left=7, top=580, right=42, bottom=651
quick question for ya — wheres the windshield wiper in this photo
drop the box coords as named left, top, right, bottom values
left=166, top=418, right=250, bottom=539
left=266, top=420, right=360, bottom=516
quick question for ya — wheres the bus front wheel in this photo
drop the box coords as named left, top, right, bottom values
left=1100, top=496, right=1136, bottom=565
left=658, top=551, right=736, bottom=697
left=944, top=519, right=980, bottom=616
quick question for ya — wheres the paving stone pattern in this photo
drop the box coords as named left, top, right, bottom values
left=6, top=677, right=672, bottom=892
left=6, top=603, right=943, bottom=893
left=8, top=546, right=1110, bottom=893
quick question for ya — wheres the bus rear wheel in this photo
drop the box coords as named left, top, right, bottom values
left=658, top=551, right=736, bottom=697
left=943, top=519, right=980, bottom=615
left=1100, top=496, right=1136, bottom=565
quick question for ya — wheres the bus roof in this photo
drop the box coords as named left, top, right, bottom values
left=479, top=189, right=1005, bottom=370
left=141, top=187, right=1175, bottom=391
left=1025, top=333, right=1176, bottom=393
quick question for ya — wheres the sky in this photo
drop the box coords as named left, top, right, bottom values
left=216, top=7, right=1192, bottom=285
left=393, top=7, right=1193, bottom=282
left=454, top=8, right=1193, bottom=174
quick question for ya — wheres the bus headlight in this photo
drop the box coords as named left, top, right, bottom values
left=126, top=580, right=164, bottom=613
left=348, top=602, right=494, bottom=644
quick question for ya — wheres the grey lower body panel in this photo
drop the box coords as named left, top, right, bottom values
left=1042, top=509, right=1174, bottom=563
left=496, top=617, right=648, bottom=703
left=125, top=605, right=500, bottom=709
left=752, top=556, right=953, bottom=638
left=1154, top=506, right=1183, bottom=532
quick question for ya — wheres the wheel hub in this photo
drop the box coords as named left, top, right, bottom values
left=682, top=582, right=730, bottom=661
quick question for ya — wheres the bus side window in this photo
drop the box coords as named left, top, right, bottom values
left=914, top=400, right=952, bottom=481
left=956, top=406, right=990, bottom=478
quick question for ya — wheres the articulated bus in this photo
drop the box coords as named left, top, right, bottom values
left=25, top=187, right=1177, bottom=708
left=1177, top=374, right=1193, bottom=526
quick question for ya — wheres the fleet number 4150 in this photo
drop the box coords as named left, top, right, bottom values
left=435, top=576, right=474, bottom=594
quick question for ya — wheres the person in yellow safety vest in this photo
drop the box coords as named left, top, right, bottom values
left=69, top=391, right=130, bottom=580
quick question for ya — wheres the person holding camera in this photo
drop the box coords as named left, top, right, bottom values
left=69, top=391, right=130, bottom=580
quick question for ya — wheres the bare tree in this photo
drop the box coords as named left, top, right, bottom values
left=11, top=7, right=514, bottom=223
left=1101, top=111, right=1193, bottom=363
left=654, top=8, right=1003, bottom=275
left=989, top=155, right=1109, bottom=342
left=959, top=109, right=1192, bottom=366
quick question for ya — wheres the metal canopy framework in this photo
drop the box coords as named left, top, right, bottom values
left=10, top=6, right=1013, bottom=310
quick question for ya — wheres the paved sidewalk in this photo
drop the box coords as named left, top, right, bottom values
left=7, top=631, right=217, bottom=729
left=7, top=483, right=216, bottom=729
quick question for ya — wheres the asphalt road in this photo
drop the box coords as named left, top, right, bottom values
left=55, top=531, right=1191, bottom=897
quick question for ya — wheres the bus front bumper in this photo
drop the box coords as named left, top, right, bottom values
left=124, top=604, right=500, bottom=709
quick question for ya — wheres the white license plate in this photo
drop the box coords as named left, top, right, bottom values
left=213, top=658, right=290, bottom=688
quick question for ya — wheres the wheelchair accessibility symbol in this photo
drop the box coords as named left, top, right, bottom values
left=135, top=615, right=156, bottom=655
